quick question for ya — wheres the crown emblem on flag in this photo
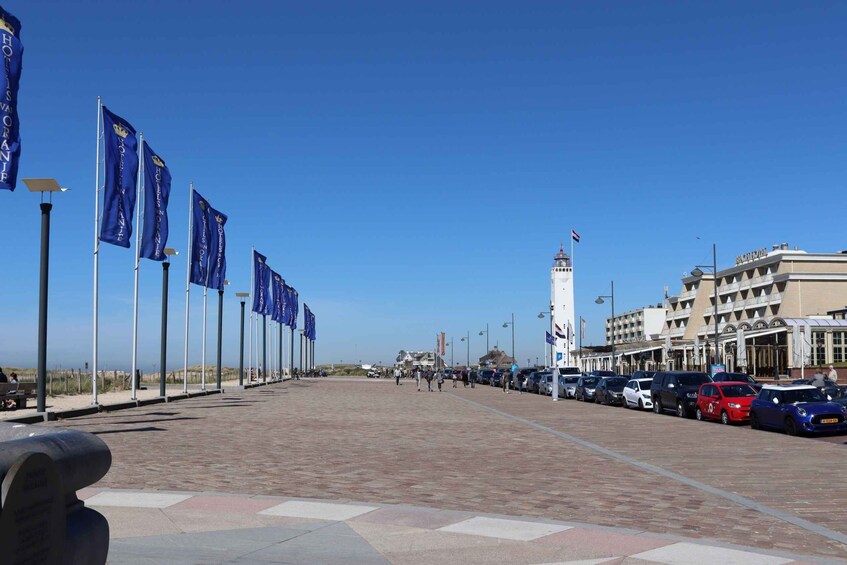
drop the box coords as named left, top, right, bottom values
left=215, top=214, right=224, bottom=224
left=257, top=256, right=264, bottom=263
left=198, top=200, right=207, bottom=210
left=152, top=155, right=165, bottom=168
left=274, top=274, right=281, bottom=281
left=112, top=123, right=130, bottom=138
left=0, top=18, right=15, bottom=36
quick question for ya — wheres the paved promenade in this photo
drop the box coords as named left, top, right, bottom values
left=46, top=377, right=847, bottom=563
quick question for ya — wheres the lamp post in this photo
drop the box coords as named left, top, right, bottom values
left=460, top=331, right=470, bottom=367
left=216, top=279, right=229, bottom=390
left=236, top=292, right=249, bottom=386
left=537, top=311, right=548, bottom=367
left=502, top=313, right=515, bottom=361
left=596, top=280, right=616, bottom=374
left=159, top=248, right=178, bottom=397
left=445, top=340, right=453, bottom=367
left=691, top=243, right=719, bottom=371
left=24, top=179, right=70, bottom=414
left=479, top=323, right=489, bottom=355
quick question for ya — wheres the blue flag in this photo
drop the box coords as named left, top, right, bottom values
left=206, top=203, right=227, bottom=290
left=0, top=8, right=22, bottom=191
left=252, top=251, right=271, bottom=315
left=310, top=311, right=316, bottom=341
left=303, top=305, right=311, bottom=340
left=271, top=271, right=285, bottom=323
left=139, top=141, right=170, bottom=261
left=283, top=284, right=295, bottom=327
left=189, top=190, right=211, bottom=286
left=100, top=106, right=139, bottom=247
left=545, top=331, right=555, bottom=345
left=291, top=289, right=298, bottom=330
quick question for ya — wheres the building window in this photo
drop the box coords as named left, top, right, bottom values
left=834, top=332, right=847, bottom=364
left=811, top=331, right=826, bottom=365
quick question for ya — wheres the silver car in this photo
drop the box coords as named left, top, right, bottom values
left=559, top=375, right=581, bottom=398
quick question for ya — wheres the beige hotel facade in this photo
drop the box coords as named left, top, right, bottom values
left=579, top=244, right=847, bottom=378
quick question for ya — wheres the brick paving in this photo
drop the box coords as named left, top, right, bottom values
left=47, top=378, right=847, bottom=560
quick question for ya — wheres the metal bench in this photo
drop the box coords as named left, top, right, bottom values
left=0, top=382, right=37, bottom=409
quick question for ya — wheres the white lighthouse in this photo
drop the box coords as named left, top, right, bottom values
left=550, top=246, right=575, bottom=367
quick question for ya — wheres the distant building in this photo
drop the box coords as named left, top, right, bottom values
left=478, top=347, right=516, bottom=368
left=605, top=306, right=666, bottom=345
left=395, top=350, right=442, bottom=369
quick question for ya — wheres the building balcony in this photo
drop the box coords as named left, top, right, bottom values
left=717, top=282, right=740, bottom=296
left=668, top=308, right=692, bottom=321
left=749, top=274, right=774, bottom=289
left=679, top=289, right=698, bottom=300
left=668, top=327, right=686, bottom=337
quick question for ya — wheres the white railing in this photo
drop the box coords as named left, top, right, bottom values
left=718, top=282, right=740, bottom=295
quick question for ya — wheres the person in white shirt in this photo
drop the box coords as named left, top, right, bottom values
left=828, top=365, right=838, bottom=383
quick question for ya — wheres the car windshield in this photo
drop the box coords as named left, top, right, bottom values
left=783, top=389, right=827, bottom=404
left=582, top=377, right=599, bottom=386
left=678, top=373, right=710, bottom=386
left=593, top=371, right=614, bottom=377
left=607, top=378, right=628, bottom=387
left=560, top=368, right=581, bottom=375
left=637, top=379, right=652, bottom=388
left=720, top=384, right=757, bottom=397
left=564, top=377, right=580, bottom=384
left=721, top=373, right=756, bottom=383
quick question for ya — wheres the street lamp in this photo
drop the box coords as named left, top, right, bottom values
left=24, top=178, right=70, bottom=414
left=460, top=331, right=470, bottom=367
left=691, top=243, right=719, bottom=371
left=236, top=292, right=249, bottom=386
left=596, top=280, right=616, bottom=374
left=445, top=340, right=454, bottom=367
left=502, top=313, right=515, bottom=361
left=216, top=279, right=230, bottom=390
left=538, top=311, right=548, bottom=367
left=479, top=323, right=489, bottom=355
left=159, top=247, right=178, bottom=397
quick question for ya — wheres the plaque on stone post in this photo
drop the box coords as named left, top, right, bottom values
left=0, top=452, right=65, bottom=564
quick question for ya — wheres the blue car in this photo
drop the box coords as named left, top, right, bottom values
left=750, top=385, right=847, bottom=436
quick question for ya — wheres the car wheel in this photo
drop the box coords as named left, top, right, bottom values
left=785, top=417, right=799, bottom=436
left=676, top=402, right=686, bottom=418
left=750, top=412, right=760, bottom=430
left=638, top=398, right=644, bottom=410
left=695, top=407, right=704, bottom=421
left=653, top=399, right=662, bottom=414
left=720, top=411, right=730, bottom=425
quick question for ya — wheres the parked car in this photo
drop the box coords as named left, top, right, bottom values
left=524, top=372, right=543, bottom=394
left=631, top=370, right=656, bottom=380
left=651, top=371, right=711, bottom=418
left=535, top=372, right=553, bottom=394
left=695, top=382, right=758, bottom=424
left=712, top=372, right=762, bottom=392
left=575, top=376, right=600, bottom=402
left=589, top=370, right=615, bottom=378
left=490, top=370, right=503, bottom=387
left=750, top=385, right=847, bottom=436
left=594, top=377, right=628, bottom=405
left=622, top=378, right=653, bottom=410
left=560, top=375, right=581, bottom=398
left=791, top=378, right=843, bottom=399
left=477, top=369, right=494, bottom=385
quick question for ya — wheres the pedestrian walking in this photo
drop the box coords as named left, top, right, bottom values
left=452, top=369, right=458, bottom=388
left=828, top=365, right=839, bottom=383
left=394, top=367, right=401, bottom=385
left=512, top=363, right=521, bottom=395
left=415, top=368, right=422, bottom=391
left=470, top=368, right=476, bottom=388
left=462, top=369, right=468, bottom=388
left=437, top=370, right=444, bottom=392
left=811, top=369, right=826, bottom=388
left=502, top=369, right=509, bottom=393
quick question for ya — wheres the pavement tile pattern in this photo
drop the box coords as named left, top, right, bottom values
left=86, top=489, right=815, bottom=564
left=46, top=378, right=847, bottom=562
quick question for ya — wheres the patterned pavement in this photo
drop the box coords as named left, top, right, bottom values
left=46, top=377, right=847, bottom=562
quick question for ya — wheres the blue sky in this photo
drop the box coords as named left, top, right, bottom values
left=1, top=1, right=845, bottom=370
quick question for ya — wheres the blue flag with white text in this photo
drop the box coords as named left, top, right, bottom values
left=310, top=311, right=316, bottom=340
left=0, top=8, right=22, bottom=191
left=101, top=106, right=139, bottom=247
left=271, top=272, right=285, bottom=323
left=139, top=141, right=170, bottom=260
left=303, top=305, right=311, bottom=340
left=206, top=203, right=227, bottom=290
left=189, top=190, right=211, bottom=286
left=545, top=331, right=555, bottom=345
left=252, top=251, right=271, bottom=315
left=291, top=289, right=298, bottom=330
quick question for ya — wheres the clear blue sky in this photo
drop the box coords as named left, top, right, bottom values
left=1, top=1, right=845, bottom=370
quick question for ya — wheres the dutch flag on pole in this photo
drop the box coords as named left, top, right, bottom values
left=571, top=229, right=580, bottom=243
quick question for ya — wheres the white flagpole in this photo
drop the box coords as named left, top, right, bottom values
left=201, top=286, right=207, bottom=390
left=183, top=182, right=194, bottom=392
left=248, top=247, right=254, bottom=382
left=130, top=132, right=144, bottom=401
left=92, top=97, right=102, bottom=405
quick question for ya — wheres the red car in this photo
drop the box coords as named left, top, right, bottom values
left=696, top=382, right=758, bottom=424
